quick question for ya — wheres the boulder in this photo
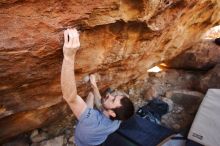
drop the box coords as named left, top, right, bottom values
left=31, top=135, right=64, bottom=146
left=165, top=90, right=204, bottom=114
left=166, top=40, right=220, bottom=70
left=30, top=131, right=48, bottom=143
left=144, top=85, right=164, bottom=100
left=199, top=64, right=220, bottom=92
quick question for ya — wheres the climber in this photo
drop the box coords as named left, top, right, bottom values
left=61, top=28, right=134, bottom=146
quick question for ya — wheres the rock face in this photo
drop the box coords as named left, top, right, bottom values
left=199, top=64, right=220, bottom=92
left=166, top=40, right=220, bottom=70
left=0, top=0, right=220, bottom=142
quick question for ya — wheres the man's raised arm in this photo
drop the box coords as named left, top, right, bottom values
left=61, top=28, right=87, bottom=119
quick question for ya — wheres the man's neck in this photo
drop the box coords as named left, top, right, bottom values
left=102, top=110, right=110, bottom=118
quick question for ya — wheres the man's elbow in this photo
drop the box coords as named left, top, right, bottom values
left=63, top=93, right=77, bottom=104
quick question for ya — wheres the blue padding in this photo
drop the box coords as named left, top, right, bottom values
left=118, top=115, right=174, bottom=146
left=101, top=114, right=174, bottom=146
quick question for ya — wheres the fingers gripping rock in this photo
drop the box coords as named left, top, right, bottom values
left=63, top=28, right=80, bottom=59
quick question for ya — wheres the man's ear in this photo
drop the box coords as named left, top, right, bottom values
left=108, top=110, right=116, bottom=118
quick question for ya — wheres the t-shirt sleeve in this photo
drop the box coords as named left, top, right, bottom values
left=75, top=108, right=121, bottom=145
left=78, top=107, right=98, bottom=126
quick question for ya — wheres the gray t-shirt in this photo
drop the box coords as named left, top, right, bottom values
left=75, top=108, right=121, bottom=146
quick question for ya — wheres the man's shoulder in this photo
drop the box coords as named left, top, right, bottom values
left=77, top=108, right=104, bottom=125
left=77, top=107, right=120, bottom=128
left=75, top=108, right=121, bottom=146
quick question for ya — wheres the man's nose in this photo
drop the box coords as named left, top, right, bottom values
left=109, top=95, right=115, bottom=100
left=106, top=93, right=110, bottom=99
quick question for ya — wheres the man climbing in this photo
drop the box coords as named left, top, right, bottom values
left=61, top=28, right=134, bottom=146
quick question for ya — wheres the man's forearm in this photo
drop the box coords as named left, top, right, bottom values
left=61, top=55, right=77, bottom=103
left=92, top=85, right=102, bottom=109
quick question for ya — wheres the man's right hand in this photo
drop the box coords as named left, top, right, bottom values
left=63, top=28, right=80, bottom=60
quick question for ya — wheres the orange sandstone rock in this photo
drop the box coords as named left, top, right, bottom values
left=0, top=0, right=219, bottom=142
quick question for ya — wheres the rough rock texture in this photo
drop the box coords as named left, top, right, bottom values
left=143, top=69, right=202, bottom=100
left=31, top=135, right=64, bottom=146
left=165, top=90, right=204, bottom=114
left=166, top=39, right=220, bottom=70
left=0, top=0, right=220, bottom=142
left=199, top=64, right=220, bottom=92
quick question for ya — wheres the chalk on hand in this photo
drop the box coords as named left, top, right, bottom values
left=83, top=75, right=90, bottom=83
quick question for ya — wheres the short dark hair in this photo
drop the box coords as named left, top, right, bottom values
left=215, top=38, right=220, bottom=46
left=110, top=96, right=134, bottom=121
